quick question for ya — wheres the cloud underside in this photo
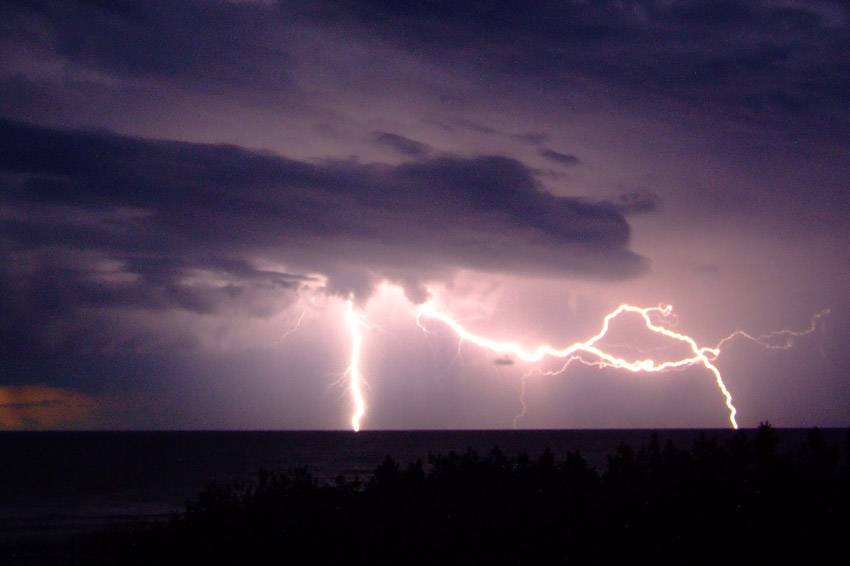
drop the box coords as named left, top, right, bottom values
left=2, top=1, right=846, bottom=141
left=0, top=119, right=644, bottom=344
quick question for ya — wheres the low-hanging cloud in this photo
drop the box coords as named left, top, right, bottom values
left=539, top=149, right=581, bottom=166
left=372, top=131, right=431, bottom=157
left=0, top=119, right=647, bottom=348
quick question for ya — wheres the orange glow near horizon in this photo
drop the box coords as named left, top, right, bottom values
left=0, top=385, right=100, bottom=429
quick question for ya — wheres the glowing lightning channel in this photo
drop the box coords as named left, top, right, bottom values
left=512, top=373, right=530, bottom=429
left=265, top=309, right=306, bottom=348
left=413, top=303, right=828, bottom=430
left=344, top=300, right=367, bottom=432
left=714, top=309, right=830, bottom=351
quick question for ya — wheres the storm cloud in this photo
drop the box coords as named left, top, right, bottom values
left=372, top=131, right=431, bottom=157
left=539, top=149, right=581, bottom=167
left=3, top=1, right=848, bottom=142
left=1, top=1, right=847, bottom=429
left=0, top=119, right=644, bottom=347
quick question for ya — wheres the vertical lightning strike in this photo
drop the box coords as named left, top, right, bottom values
left=413, top=302, right=828, bottom=430
left=512, top=373, right=529, bottom=429
left=344, top=300, right=367, bottom=432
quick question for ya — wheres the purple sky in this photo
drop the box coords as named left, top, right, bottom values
left=1, top=0, right=848, bottom=430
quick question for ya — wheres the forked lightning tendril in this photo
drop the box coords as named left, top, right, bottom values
left=342, top=290, right=827, bottom=431
left=416, top=303, right=742, bottom=428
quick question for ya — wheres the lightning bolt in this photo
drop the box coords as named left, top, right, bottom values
left=714, top=309, right=830, bottom=351
left=340, top=286, right=828, bottom=431
left=344, top=300, right=367, bottom=432
left=413, top=302, right=829, bottom=431
left=512, top=373, right=529, bottom=429
left=265, top=309, right=306, bottom=348
left=415, top=302, right=741, bottom=428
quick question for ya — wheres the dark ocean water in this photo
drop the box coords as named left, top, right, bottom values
left=0, top=428, right=845, bottom=562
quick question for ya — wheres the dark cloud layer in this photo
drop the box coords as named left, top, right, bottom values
left=372, top=131, right=431, bottom=157
left=614, top=191, right=659, bottom=215
left=1, top=1, right=846, bottom=429
left=320, top=0, right=850, bottom=138
left=2, top=1, right=847, bottom=141
left=0, top=119, right=644, bottom=349
left=0, top=0, right=291, bottom=90
left=539, top=149, right=581, bottom=166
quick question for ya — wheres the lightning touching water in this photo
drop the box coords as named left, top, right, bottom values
left=344, top=300, right=367, bottom=432
left=340, top=289, right=828, bottom=431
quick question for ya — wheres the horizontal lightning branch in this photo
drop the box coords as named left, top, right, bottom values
left=342, top=291, right=827, bottom=431
left=412, top=303, right=829, bottom=430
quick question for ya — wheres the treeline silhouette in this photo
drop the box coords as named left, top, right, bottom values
left=83, top=424, right=849, bottom=565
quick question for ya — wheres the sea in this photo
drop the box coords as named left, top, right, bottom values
left=0, top=428, right=845, bottom=564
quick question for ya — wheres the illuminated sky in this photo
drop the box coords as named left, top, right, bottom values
left=1, top=0, right=848, bottom=430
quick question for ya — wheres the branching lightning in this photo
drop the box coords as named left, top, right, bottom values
left=714, top=309, right=830, bottom=351
left=416, top=302, right=743, bottom=428
left=265, top=309, right=306, bottom=348
left=417, top=303, right=829, bottom=430
left=339, top=286, right=827, bottom=432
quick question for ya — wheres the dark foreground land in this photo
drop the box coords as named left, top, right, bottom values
left=31, top=425, right=850, bottom=564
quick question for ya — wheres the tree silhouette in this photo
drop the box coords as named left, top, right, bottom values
left=80, top=428, right=850, bottom=565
